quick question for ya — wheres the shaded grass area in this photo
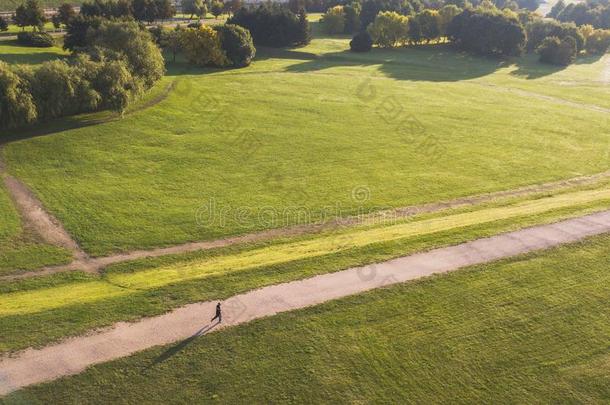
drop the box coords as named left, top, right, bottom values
left=1, top=185, right=608, bottom=353
left=4, top=40, right=610, bottom=256
left=0, top=39, right=67, bottom=64
left=10, top=233, right=610, bottom=404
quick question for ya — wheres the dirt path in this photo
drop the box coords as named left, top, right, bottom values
left=0, top=152, right=89, bottom=264
left=2, top=169, right=610, bottom=282
left=1, top=210, right=610, bottom=395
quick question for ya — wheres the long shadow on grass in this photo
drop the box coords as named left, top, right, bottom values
left=147, top=322, right=219, bottom=368
left=281, top=44, right=509, bottom=82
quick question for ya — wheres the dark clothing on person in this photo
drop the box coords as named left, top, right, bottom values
left=211, top=302, right=222, bottom=323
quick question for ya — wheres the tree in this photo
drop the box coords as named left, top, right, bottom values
left=525, top=19, right=584, bottom=52
left=581, top=26, right=610, bottom=54
left=0, top=16, right=8, bottom=32
left=408, top=9, right=441, bottom=44
left=210, top=0, right=223, bottom=18
left=344, top=3, right=361, bottom=34
left=87, top=20, right=165, bottom=87
left=160, top=27, right=182, bottom=62
left=0, top=61, right=37, bottom=130
left=155, top=0, right=175, bottom=21
left=183, top=0, right=205, bottom=19
left=438, top=4, right=461, bottom=37
left=367, top=11, right=409, bottom=47
left=447, top=8, right=526, bottom=57
left=537, top=35, right=577, bottom=65
left=547, top=0, right=565, bottom=18
left=63, top=15, right=103, bottom=51
left=215, top=23, right=255, bottom=67
left=228, top=5, right=310, bottom=47
left=57, top=3, right=76, bottom=25
left=179, top=25, right=229, bottom=66
left=321, top=6, right=346, bottom=34
left=227, top=0, right=242, bottom=15
left=14, top=0, right=47, bottom=31
left=350, top=30, right=373, bottom=51
left=132, top=0, right=158, bottom=23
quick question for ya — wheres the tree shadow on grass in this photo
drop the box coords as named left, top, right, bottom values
left=145, top=322, right=219, bottom=369
left=279, top=43, right=510, bottom=82
left=510, top=52, right=604, bottom=80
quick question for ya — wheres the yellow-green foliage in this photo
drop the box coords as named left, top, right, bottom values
left=180, top=25, right=229, bottom=67
left=367, top=11, right=409, bottom=48
left=2, top=187, right=610, bottom=316
left=580, top=25, right=610, bottom=55
left=321, top=6, right=345, bottom=34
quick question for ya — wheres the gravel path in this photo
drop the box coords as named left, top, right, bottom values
left=2, top=209, right=610, bottom=396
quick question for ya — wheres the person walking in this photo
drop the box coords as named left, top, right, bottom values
left=211, top=302, right=222, bottom=324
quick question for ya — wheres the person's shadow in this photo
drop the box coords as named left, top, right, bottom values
left=145, top=322, right=219, bottom=369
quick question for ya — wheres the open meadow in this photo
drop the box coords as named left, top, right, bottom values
left=1, top=8, right=610, bottom=402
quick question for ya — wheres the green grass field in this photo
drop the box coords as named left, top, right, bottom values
left=1, top=178, right=609, bottom=352
left=0, top=39, right=66, bottom=64
left=8, top=233, right=610, bottom=403
left=0, top=181, right=71, bottom=276
left=3, top=36, right=610, bottom=256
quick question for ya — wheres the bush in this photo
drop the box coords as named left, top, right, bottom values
left=438, top=4, right=461, bottom=36
left=367, top=11, right=409, bottom=48
left=537, top=35, right=577, bottom=65
left=26, top=59, right=101, bottom=120
left=321, top=5, right=346, bottom=34
left=16, top=31, right=55, bottom=47
left=227, top=5, right=310, bottom=47
left=180, top=25, right=230, bottom=67
left=343, top=3, right=360, bottom=34
left=86, top=20, right=165, bottom=87
left=408, top=9, right=441, bottom=44
left=215, top=24, right=256, bottom=67
left=526, top=19, right=584, bottom=52
left=581, top=26, right=610, bottom=54
left=0, top=61, right=37, bottom=130
left=350, top=30, right=373, bottom=52
left=64, top=15, right=104, bottom=52
left=0, top=16, right=8, bottom=31
left=447, top=8, right=526, bottom=57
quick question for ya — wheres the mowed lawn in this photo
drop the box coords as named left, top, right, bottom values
left=3, top=35, right=610, bottom=256
left=0, top=39, right=67, bottom=65
left=0, top=182, right=71, bottom=275
left=10, top=234, right=610, bottom=404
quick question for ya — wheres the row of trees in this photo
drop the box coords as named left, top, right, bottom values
left=1, top=20, right=164, bottom=131
left=550, top=0, right=610, bottom=29
left=227, top=5, right=310, bottom=47
left=153, top=23, right=256, bottom=67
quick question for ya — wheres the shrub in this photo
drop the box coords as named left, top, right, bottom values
left=526, top=19, right=584, bottom=52
left=581, top=26, right=610, bottom=54
left=14, top=0, right=46, bottom=30
left=350, top=30, right=373, bottom=52
left=537, top=35, right=577, bottom=65
left=447, top=8, right=526, bottom=57
left=0, top=16, right=8, bottom=31
left=344, top=3, right=360, bottom=34
left=0, top=61, right=37, bottom=130
left=16, top=32, right=55, bottom=47
left=215, top=24, right=256, bottom=67
left=408, top=9, right=441, bottom=44
left=26, top=59, right=100, bottom=120
left=438, top=4, right=461, bottom=36
left=227, top=5, right=310, bottom=47
left=367, top=11, right=409, bottom=48
left=64, top=15, right=104, bottom=52
left=86, top=20, right=165, bottom=87
left=180, top=25, right=230, bottom=67
left=321, top=5, right=346, bottom=34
